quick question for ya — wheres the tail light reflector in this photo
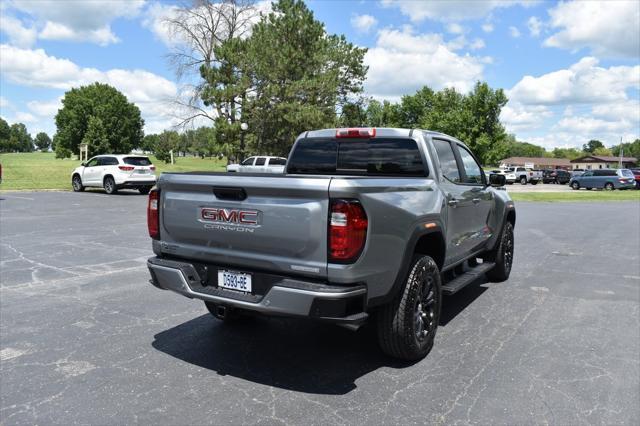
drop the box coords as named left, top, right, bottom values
left=335, top=128, right=376, bottom=138
left=150, top=166, right=156, bottom=171
left=329, top=199, right=368, bottom=263
left=147, top=189, right=160, bottom=239
left=119, top=165, right=135, bottom=171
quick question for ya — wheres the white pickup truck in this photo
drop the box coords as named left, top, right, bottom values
left=226, top=156, right=286, bottom=173
left=506, top=167, right=542, bottom=185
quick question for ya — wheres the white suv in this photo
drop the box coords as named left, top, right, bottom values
left=71, top=155, right=157, bottom=195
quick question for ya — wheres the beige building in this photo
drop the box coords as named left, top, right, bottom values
left=570, top=155, right=637, bottom=170
left=499, top=157, right=572, bottom=170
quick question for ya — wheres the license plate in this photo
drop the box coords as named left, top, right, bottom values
left=218, top=270, right=252, bottom=293
left=135, top=169, right=149, bottom=174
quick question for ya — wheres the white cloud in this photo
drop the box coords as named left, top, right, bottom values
left=4, top=0, right=144, bottom=46
left=0, top=97, right=9, bottom=109
left=527, top=16, right=542, bottom=37
left=555, top=115, right=634, bottom=134
left=39, top=21, right=119, bottom=46
left=508, top=57, right=640, bottom=105
left=481, top=22, right=494, bottom=33
left=27, top=97, right=63, bottom=117
left=501, top=103, right=552, bottom=132
left=14, top=111, right=37, bottom=123
left=381, top=0, right=538, bottom=22
left=351, top=14, right=378, bottom=33
left=592, top=100, right=640, bottom=124
left=0, top=15, right=37, bottom=47
left=0, top=44, right=179, bottom=134
left=544, top=0, right=640, bottom=58
left=469, top=38, right=485, bottom=50
left=446, top=23, right=465, bottom=34
left=364, top=27, right=484, bottom=100
left=509, top=26, right=521, bottom=38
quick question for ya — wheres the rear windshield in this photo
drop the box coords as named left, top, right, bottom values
left=123, top=157, right=152, bottom=166
left=269, top=158, right=287, bottom=165
left=287, top=138, right=427, bottom=176
left=620, top=169, right=634, bottom=177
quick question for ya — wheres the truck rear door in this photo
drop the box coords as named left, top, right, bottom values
left=158, top=173, right=331, bottom=278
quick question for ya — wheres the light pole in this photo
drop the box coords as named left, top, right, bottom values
left=240, top=122, right=248, bottom=162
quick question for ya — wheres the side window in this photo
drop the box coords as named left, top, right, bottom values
left=457, top=145, right=484, bottom=184
left=269, top=158, right=287, bottom=166
left=100, top=157, right=118, bottom=166
left=432, top=139, right=460, bottom=183
left=241, top=157, right=255, bottom=166
left=255, top=157, right=266, bottom=166
left=86, top=158, right=99, bottom=167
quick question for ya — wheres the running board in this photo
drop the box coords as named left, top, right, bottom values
left=441, top=262, right=495, bottom=295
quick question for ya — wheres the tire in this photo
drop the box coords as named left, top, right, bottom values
left=72, top=174, right=84, bottom=192
left=485, top=221, right=514, bottom=282
left=138, top=186, right=152, bottom=195
left=604, top=182, right=614, bottom=191
left=377, top=255, right=441, bottom=361
left=530, top=180, right=538, bottom=185
left=571, top=181, right=580, bottom=190
left=586, top=187, right=592, bottom=190
left=520, top=176, right=527, bottom=185
left=103, top=176, right=117, bottom=194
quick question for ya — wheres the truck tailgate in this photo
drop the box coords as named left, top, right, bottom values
left=158, top=173, right=330, bottom=278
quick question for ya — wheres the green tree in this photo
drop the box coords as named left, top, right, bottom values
left=0, top=117, right=11, bottom=152
left=611, top=139, right=640, bottom=160
left=154, top=130, right=180, bottom=163
left=582, top=139, right=604, bottom=153
left=241, top=0, right=367, bottom=156
left=593, top=146, right=612, bottom=156
left=82, top=117, right=110, bottom=154
left=54, top=82, right=144, bottom=157
left=8, top=123, right=33, bottom=152
left=552, top=147, right=584, bottom=159
left=141, top=134, right=159, bottom=153
left=34, top=132, right=52, bottom=151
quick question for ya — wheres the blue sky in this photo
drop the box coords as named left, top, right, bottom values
left=1, top=0, right=638, bottom=150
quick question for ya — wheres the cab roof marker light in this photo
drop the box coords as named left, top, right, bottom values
left=335, top=128, right=376, bottom=138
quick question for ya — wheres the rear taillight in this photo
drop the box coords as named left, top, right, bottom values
left=150, top=166, right=156, bottom=171
left=329, top=199, right=368, bottom=263
left=335, top=128, right=376, bottom=138
left=147, top=189, right=160, bottom=239
left=119, top=165, right=134, bottom=171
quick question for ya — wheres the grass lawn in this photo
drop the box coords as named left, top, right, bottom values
left=510, top=190, right=640, bottom=202
left=0, top=152, right=226, bottom=190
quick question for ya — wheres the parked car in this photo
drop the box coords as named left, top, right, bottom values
left=569, top=169, right=636, bottom=190
left=226, top=156, right=287, bottom=173
left=542, top=169, right=571, bottom=184
left=486, top=169, right=515, bottom=184
left=630, top=169, right=640, bottom=189
left=71, top=155, right=157, bottom=195
left=146, top=127, right=515, bottom=361
left=507, top=167, right=542, bottom=185
left=571, top=169, right=585, bottom=178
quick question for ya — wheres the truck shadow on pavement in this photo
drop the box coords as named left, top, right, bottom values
left=151, top=279, right=489, bottom=395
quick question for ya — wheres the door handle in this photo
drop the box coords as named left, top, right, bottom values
left=472, top=198, right=481, bottom=204
left=447, top=199, right=458, bottom=207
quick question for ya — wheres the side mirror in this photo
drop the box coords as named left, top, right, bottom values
left=81, top=162, right=86, bottom=167
left=489, top=173, right=506, bottom=187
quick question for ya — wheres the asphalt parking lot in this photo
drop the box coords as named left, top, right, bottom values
left=1, top=190, right=639, bottom=425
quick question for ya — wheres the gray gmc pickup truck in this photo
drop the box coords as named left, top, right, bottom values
left=146, top=128, right=515, bottom=360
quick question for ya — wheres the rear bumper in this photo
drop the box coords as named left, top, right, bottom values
left=147, top=257, right=368, bottom=324
left=117, top=179, right=156, bottom=188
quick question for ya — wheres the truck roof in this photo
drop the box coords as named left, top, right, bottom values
left=303, top=128, right=450, bottom=139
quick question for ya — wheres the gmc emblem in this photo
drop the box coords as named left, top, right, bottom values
left=199, top=207, right=260, bottom=226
